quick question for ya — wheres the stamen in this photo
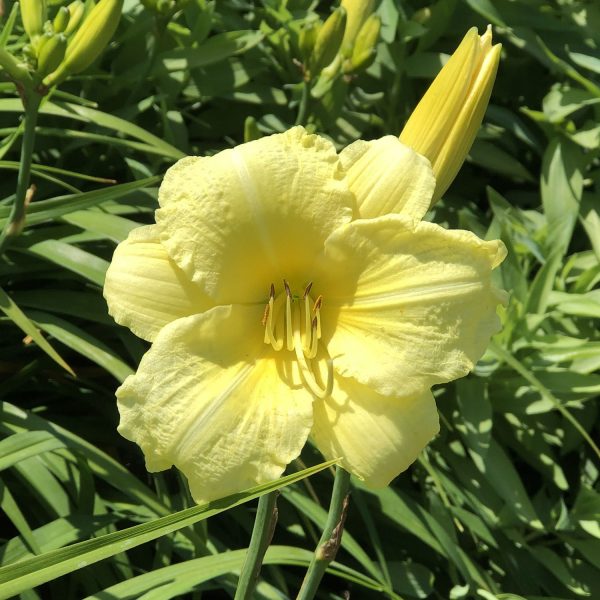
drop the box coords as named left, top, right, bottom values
left=262, top=282, right=331, bottom=397
left=303, top=293, right=311, bottom=351
left=285, top=292, right=294, bottom=351
left=292, top=306, right=332, bottom=398
left=313, top=295, right=322, bottom=312
left=261, top=303, right=270, bottom=327
left=283, top=279, right=291, bottom=298
left=306, top=316, right=319, bottom=359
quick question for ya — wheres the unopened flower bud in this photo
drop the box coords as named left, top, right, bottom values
left=340, top=0, right=375, bottom=57
left=244, top=116, right=261, bottom=143
left=309, top=7, right=346, bottom=76
left=0, top=47, right=31, bottom=82
left=299, top=22, right=319, bottom=63
left=343, top=13, right=380, bottom=74
left=37, top=33, right=67, bottom=77
left=64, top=1, right=85, bottom=36
left=53, top=6, right=70, bottom=33
left=43, top=0, right=124, bottom=87
left=21, top=0, right=47, bottom=42
left=399, top=26, right=501, bottom=203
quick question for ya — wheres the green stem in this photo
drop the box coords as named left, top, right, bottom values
left=0, top=92, right=41, bottom=253
left=295, top=79, right=311, bottom=126
left=297, top=466, right=351, bottom=600
left=234, top=490, right=279, bottom=600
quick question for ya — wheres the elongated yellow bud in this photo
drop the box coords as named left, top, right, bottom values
left=53, top=6, right=70, bottom=33
left=399, top=26, right=501, bottom=203
left=43, top=0, right=123, bottom=87
left=37, top=33, right=67, bottom=77
left=0, top=47, right=31, bottom=82
left=21, top=0, right=47, bottom=41
left=343, top=13, right=380, bottom=74
left=340, top=0, right=375, bottom=56
left=65, top=1, right=85, bottom=36
left=310, top=7, right=346, bottom=76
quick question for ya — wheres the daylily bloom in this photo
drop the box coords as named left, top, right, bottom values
left=399, top=26, right=501, bottom=203
left=105, top=127, right=506, bottom=504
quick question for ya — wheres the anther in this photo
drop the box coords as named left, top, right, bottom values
left=270, top=283, right=275, bottom=299
left=283, top=279, right=291, bottom=298
left=303, top=282, right=313, bottom=298
left=261, top=302, right=270, bottom=327
left=313, top=295, right=323, bottom=313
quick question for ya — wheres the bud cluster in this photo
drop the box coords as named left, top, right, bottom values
left=298, top=0, right=380, bottom=81
left=0, top=0, right=123, bottom=90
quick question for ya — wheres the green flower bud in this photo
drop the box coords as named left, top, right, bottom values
left=53, top=6, right=70, bottom=33
left=343, top=13, right=380, bottom=74
left=299, top=22, right=319, bottom=64
left=244, top=116, right=261, bottom=143
left=37, top=33, right=67, bottom=77
left=310, top=6, right=346, bottom=76
left=65, top=1, right=85, bottom=36
left=0, top=47, right=31, bottom=82
left=20, top=0, right=47, bottom=41
left=340, top=0, right=375, bottom=56
left=43, top=0, right=124, bottom=87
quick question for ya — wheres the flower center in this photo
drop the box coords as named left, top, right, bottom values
left=262, top=280, right=333, bottom=398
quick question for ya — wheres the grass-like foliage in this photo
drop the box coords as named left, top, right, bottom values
left=1, top=0, right=599, bottom=598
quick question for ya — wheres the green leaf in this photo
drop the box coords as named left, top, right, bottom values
left=160, top=31, right=264, bottom=72
left=0, top=461, right=336, bottom=598
left=0, top=286, right=74, bottom=376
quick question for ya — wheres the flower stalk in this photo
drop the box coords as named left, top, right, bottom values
left=0, top=92, right=41, bottom=253
left=234, top=491, right=279, bottom=600
left=297, top=467, right=351, bottom=599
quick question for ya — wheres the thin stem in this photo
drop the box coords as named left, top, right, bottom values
left=234, top=490, right=279, bottom=600
left=490, top=340, right=600, bottom=460
left=295, top=79, right=311, bottom=126
left=297, top=466, right=351, bottom=600
left=0, top=92, right=41, bottom=253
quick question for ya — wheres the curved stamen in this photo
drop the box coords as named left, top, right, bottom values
left=263, top=282, right=329, bottom=397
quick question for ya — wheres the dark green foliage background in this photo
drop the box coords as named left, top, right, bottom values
left=0, top=0, right=599, bottom=598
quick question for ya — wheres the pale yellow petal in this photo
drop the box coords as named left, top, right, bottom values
left=339, top=136, right=434, bottom=220
left=156, top=127, right=354, bottom=305
left=312, top=377, right=439, bottom=486
left=117, top=305, right=313, bottom=504
left=317, top=216, right=507, bottom=397
left=103, top=226, right=213, bottom=342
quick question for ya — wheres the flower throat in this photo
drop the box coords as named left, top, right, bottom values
left=262, top=280, right=332, bottom=398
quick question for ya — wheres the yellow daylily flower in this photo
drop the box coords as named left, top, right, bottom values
left=104, top=127, right=507, bottom=504
left=399, top=26, right=501, bottom=203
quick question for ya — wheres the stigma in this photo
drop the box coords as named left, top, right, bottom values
left=262, top=281, right=332, bottom=398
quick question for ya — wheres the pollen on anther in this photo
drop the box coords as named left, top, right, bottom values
left=303, top=282, right=313, bottom=298
left=313, top=295, right=323, bottom=312
left=261, top=302, right=270, bottom=326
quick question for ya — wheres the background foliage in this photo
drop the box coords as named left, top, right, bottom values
left=1, top=0, right=599, bottom=598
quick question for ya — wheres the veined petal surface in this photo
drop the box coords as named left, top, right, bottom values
left=318, top=216, right=507, bottom=397
left=156, top=127, right=354, bottom=304
left=339, top=136, right=434, bottom=220
left=312, top=377, right=439, bottom=487
left=104, top=226, right=212, bottom=342
left=116, top=305, right=314, bottom=504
